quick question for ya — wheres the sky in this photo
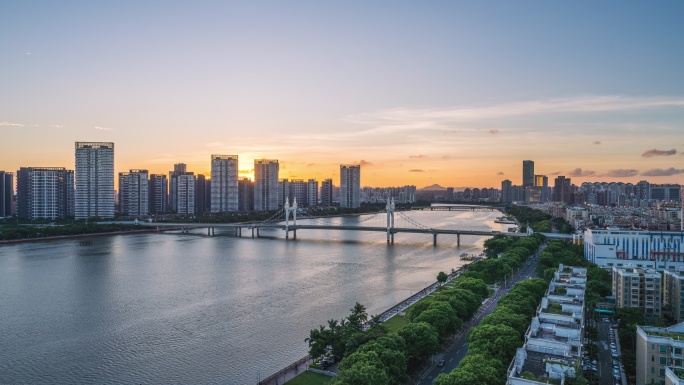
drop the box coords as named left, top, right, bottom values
left=1, top=1, right=684, bottom=188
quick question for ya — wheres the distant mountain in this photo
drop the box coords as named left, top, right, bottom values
left=420, top=184, right=447, bottom=191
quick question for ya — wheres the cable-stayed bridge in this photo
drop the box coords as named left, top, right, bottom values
left=128, top=200, right=525, bottom=246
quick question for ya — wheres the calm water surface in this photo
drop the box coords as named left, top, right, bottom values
left=0, top=210, right=511, bottom=384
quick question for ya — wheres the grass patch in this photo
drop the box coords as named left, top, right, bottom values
left=382, top=314, right=409, bottom=332
left=285, top=371, right=333, bottom=385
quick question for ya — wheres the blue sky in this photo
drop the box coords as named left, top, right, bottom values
left=1, top=1, right=683, bottom=187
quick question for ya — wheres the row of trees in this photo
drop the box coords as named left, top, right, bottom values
left=305, top=205, right=554, bottom=384
left=0, top=223, right=143, bottom=241
left=431, top=231, right=549, bottom=385
left=330, top=277, right=491, bottom=385
left=504, top=205, right=574, bottom=234
left=303, top=273, right=491, bottom=384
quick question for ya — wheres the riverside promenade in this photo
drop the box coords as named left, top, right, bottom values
left=261, top=266, right=466, bottom=385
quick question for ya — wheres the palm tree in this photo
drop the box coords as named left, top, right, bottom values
left=327, top=319, right=340, bottom=331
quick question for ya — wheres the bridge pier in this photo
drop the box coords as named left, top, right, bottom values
left=457, top=234, right=460, bottom=247
left=251, top=228, right=255, bottom=238
left=433, top=233, right=437, bottom=246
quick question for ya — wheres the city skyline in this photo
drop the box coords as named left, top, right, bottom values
left=2, top=2, right=684, bottom=187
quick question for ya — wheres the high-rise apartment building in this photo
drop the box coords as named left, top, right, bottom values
left=340, top=165, right=361, bottom=209
left=289, top=179, right=307, bottom=206
left=522, top=160, right=534, bottom=187
left=321, top=179, right=333, bottom=207
left=501, top=179, right=512, bottom=203
left=176, top=174, right=196, bottom=215
left=664, top=270, right=684, bottom=323
left=17, top=167, right=75, bottom=220
left=210, top=155, right=239, bottom=213
left=238, top=178, right=254, bottom=211
left=278, top=178, right=289, bottom=208
left=75, top=142, right=114, bottom=219
left=118, top=169, right=149, bottom=216
left=0, top=171, right=13, bottom=217
left=169, top=163, right=195, bottom=214
left=169, top=163, right=185, bottom=211
left=553, top=176, right=572, bottom=204
left=307, top=179, right=319, bottom=207
left=650, top=184, right=682, bottom=203
left=612, top=266, right=662, bottom=318
left=148, top=174, right=168, bottom=214
left=636, top=323, right=684, bottom=385
left=195, top=174, right=207, bottom=215
left=254, top=159, right=279, bottom=211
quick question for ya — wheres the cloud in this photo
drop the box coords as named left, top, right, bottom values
left=642, top=148, right=677, bottom=157
left=238, top=169, right=253, bottom=174
left=440, top=155, right=452, bottom=160
left=497, top=171, right=504, bottom=175
left=601, top=169, right=639, bottom=178
left=26, top=51, right=31, bottom=55
left=306, top=163, right=316, bottom=167
left=549, top=171, right=561, bottom=175
left=410, top=155, right=428, bottom=159
left=409, top=169, right=424, bottom=172
left=352, top=160, right=373, bottom=167
left=52, top=124, right=64, bottom=128
left=0, top=121, right=24, bottom=127
left=486, top=129, right=499, bottom=134
left=95, top=126, right=112, bottom=131
left=567, top=168, right=596, bottom=177
left=641, top=167, right=684, bottom=176
left=593, top=141, right=601, bottom=145
left=349, top=95, right=684, bottom=135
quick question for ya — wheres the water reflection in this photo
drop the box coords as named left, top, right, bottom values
left=0, top=209, right=511, bottom=384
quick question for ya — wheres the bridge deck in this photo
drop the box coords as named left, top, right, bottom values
left=137, top=222, right=524, bottom=237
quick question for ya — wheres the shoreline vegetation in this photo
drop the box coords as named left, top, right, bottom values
left=0, top=203, right=392, bottom=243
left=288, top=205, right=577, bottom=385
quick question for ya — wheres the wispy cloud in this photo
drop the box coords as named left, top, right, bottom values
left=642, top=148, right=677, bottom=157
left=353, top=160, right=373, bottom=167
left=641, top=167, right=684, bottom=176
left=409, top=169, right=424, bottom=172
left=601, top=169, right=639, bottom=178
left=348, top=95, right=684, bottom=135
left=593, top=141, right=601, bottom=145
left=486, top=129, right=499, bottom=134
left=95, top=126, right=112, bottom=131
left=567, top=168, right=596, bottom=177
left=0, top=121, right=24, bottom=127
left=410, top=155, right=428, bottom=159
left=548, top=171, right=561, bottom=175
left=52, top=124, right=64, bottom=128
left=496, top=171, right=504, bottom=175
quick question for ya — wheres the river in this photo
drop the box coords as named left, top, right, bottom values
left=0, top=209, right=511, bottom=384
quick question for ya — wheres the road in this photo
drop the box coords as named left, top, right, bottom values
left=416, top=243, right=546, bottom=384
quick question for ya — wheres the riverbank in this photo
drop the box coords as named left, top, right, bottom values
left=265, top=267, right=469, bottom=385
left=0, top=229, right=159, bottom=245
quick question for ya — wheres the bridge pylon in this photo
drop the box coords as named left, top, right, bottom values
left=285, top=197, right=298, bottom=239
left=386, top=198, right=395, bottom=244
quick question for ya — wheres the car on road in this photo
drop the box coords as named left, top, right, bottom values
left=437, top=359, right=445, bottom=367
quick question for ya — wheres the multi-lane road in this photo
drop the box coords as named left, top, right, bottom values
left=416, top=243, right=545, bottom=384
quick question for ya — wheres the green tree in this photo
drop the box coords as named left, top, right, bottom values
left=355, top=335, right=408, bottom=385
left=413, top=301, right=461, bottom=340
left=468, top=324, right=521, bottom=361
left=479, top=307, right=529, bottom=338
left=334, top=351, right=391, bottom=385
left=396, top=322, right=440, bottom=368
left=437, top=271, right=448, bottom=285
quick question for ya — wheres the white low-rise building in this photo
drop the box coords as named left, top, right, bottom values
left=584, top=228, right=684, bottom=271
left=507, top=265, right=586, bottom=385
